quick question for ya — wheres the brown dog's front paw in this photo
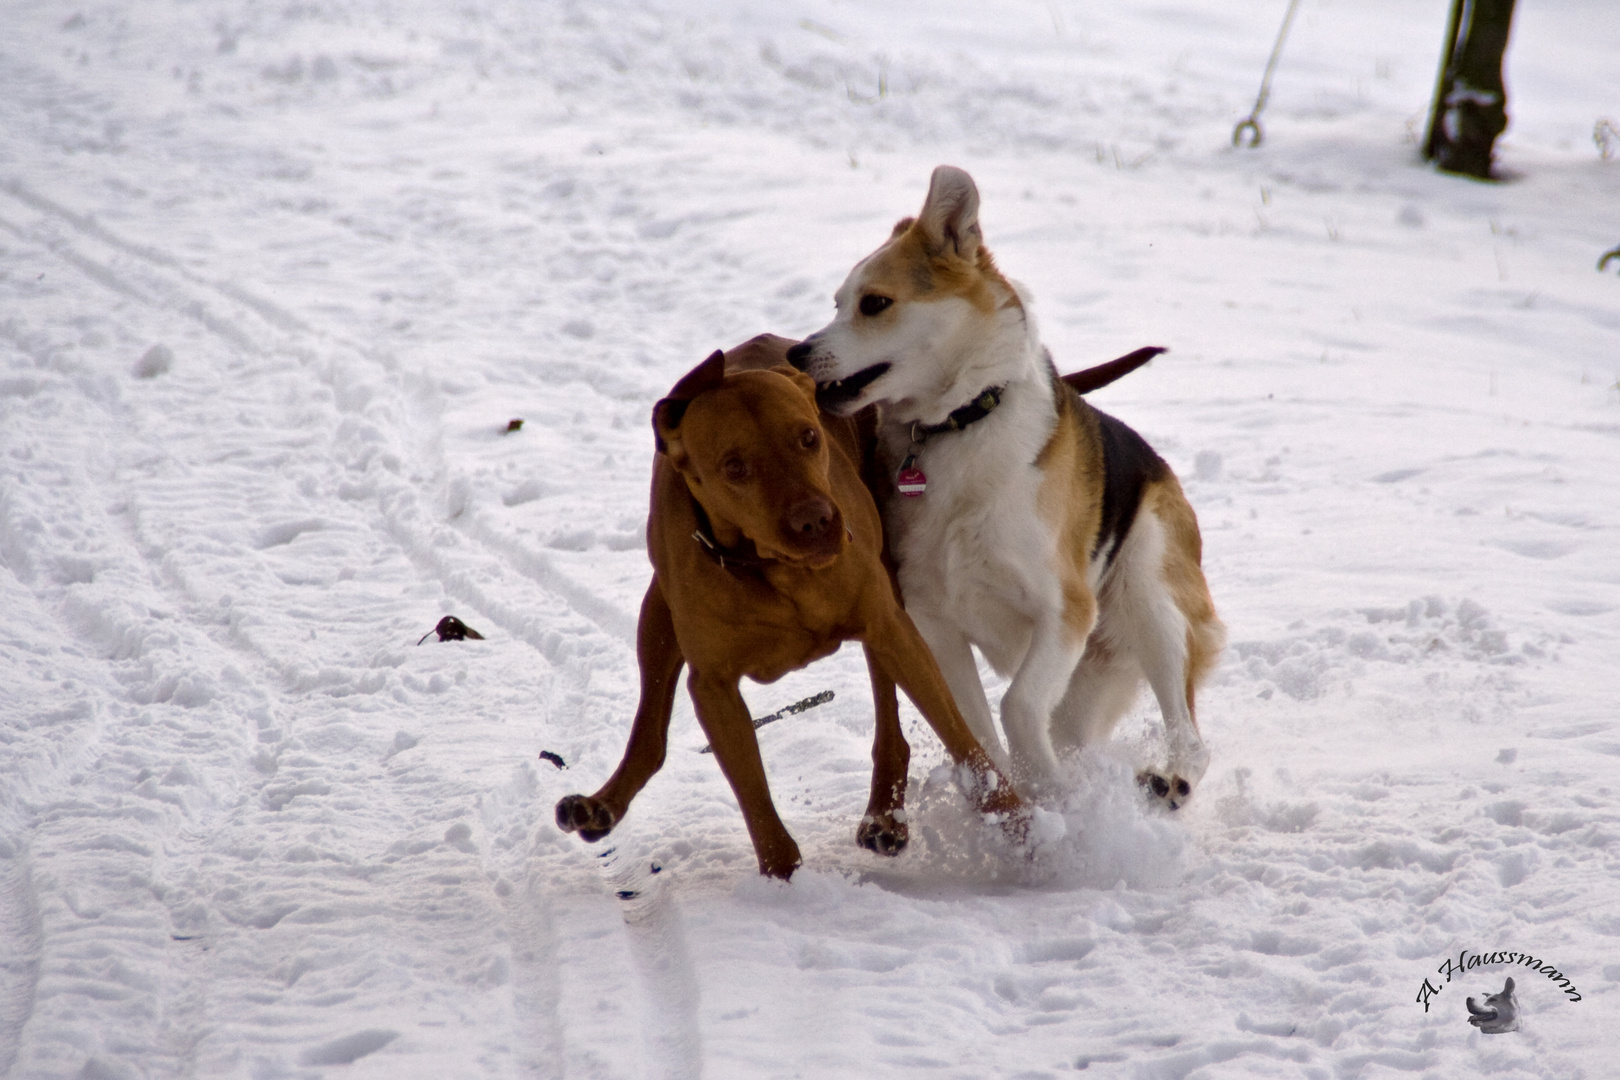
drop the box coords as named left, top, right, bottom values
left=555, top=794, right=617, bottom=842
left=856, top=813, right=909, bottom=857
left=982, top=785, right=1025, bottom=818
left=753, top=835, right=803, bottom=880
left=1137, top=770, right=1193, bottom=811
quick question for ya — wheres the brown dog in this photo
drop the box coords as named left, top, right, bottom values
left=556, top=335, right=1023, bottom=879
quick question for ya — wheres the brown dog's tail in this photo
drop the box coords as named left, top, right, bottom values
left=1060, top=346, right=1165, bottom=395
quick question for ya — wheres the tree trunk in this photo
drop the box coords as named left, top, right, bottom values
left=1424, top=0, right=1518, bottom=179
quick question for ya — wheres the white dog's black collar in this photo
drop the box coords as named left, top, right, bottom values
left=909, top=385, right=1004, bottom=443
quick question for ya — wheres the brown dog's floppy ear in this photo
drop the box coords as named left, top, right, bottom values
left=917, top=166, right=981, bottom=260
left=771, top=364, right=820, bottom=405
left=653, top=349, right=727, bottom=455
left=722, top=333, right=795, bottom=373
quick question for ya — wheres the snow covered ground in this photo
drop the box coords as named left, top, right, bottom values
left=2, top=0, right=1617, bottom=1076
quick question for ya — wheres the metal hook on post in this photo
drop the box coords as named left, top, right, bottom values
left=1233, top=0, right=1303, bottom=149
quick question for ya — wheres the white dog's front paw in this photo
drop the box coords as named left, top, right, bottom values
left=1007, top=749, right=1065, bottom=802
left=1147, top=733, right=1208, bottom=809
left=1138, top=769, right=1195, bottom=810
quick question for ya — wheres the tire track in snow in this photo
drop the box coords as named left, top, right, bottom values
left=53, top=262, right=537, bottom=1080
left=0, top=316, right=251, bottom=1075
left=371, top=250, right=720, bottom=1078
left=1, top=177, right=313, bottom=338
left=0, top=837, right=43, bottom=1078
left=4, top=75, right=738, bottom=1065
left=461, top=514, right=638, bottom=647
left=597, top=845, right=704, bottom=1080
left=0, top=236, right=412, bottom=1068
left=1, top=178, right=628, bottom=723
left=0, top=550, right=124, bottom=1075
left=0, top=177, right=638, bottom=1074
left=1, top=176, right=638, bottom=662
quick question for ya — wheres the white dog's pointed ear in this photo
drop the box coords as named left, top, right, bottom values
left=917, top=165, right=982, bottom=259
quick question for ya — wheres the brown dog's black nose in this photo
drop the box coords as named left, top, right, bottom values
left=784, top=341, right=812, bottom=371
left=786, top=496, right=836, bottom=540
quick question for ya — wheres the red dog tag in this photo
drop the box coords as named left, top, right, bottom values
left=897, top=465, right=927, bottom=497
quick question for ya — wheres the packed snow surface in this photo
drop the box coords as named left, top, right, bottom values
left=1, top=0, right=1617, bottom=1077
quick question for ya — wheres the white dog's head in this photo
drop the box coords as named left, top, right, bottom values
left=787, top=166, right=1029, bottom=419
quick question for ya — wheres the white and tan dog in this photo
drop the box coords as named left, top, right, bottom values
left=786, top=166, right=1223, bottom=807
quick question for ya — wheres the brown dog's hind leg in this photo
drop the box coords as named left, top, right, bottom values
left=556, top=579, right=684, bottom=843
left=686, top=668, right=802, bottom=879
left=865, top=612, right=1026, bottom=825
left=856, top=647, right=910, bottom=856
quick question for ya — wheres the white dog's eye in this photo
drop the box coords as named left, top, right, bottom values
left=858, top=294, right=893, bottom=317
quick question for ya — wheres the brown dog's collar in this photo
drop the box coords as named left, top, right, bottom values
left=689, top=496, right=853, bottom=574
left=690, top=500, right=774, bottom=571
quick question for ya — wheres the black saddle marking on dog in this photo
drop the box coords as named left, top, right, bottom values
left=1089, top=404, right=1170, bottom=566
left=418, top=616, right=485, bottom=645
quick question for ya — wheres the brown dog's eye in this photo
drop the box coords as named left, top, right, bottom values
left=858, top=294, right=893, bottom=317
left=722, top=457, right=748, bottom=482
left=799, top=428, right=819, bottom=450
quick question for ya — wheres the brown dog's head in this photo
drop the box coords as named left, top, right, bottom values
left=654, top=350, right=845, bottom=568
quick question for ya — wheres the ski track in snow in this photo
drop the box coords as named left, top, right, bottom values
left=1, top=0, right=1618, bottom=1077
